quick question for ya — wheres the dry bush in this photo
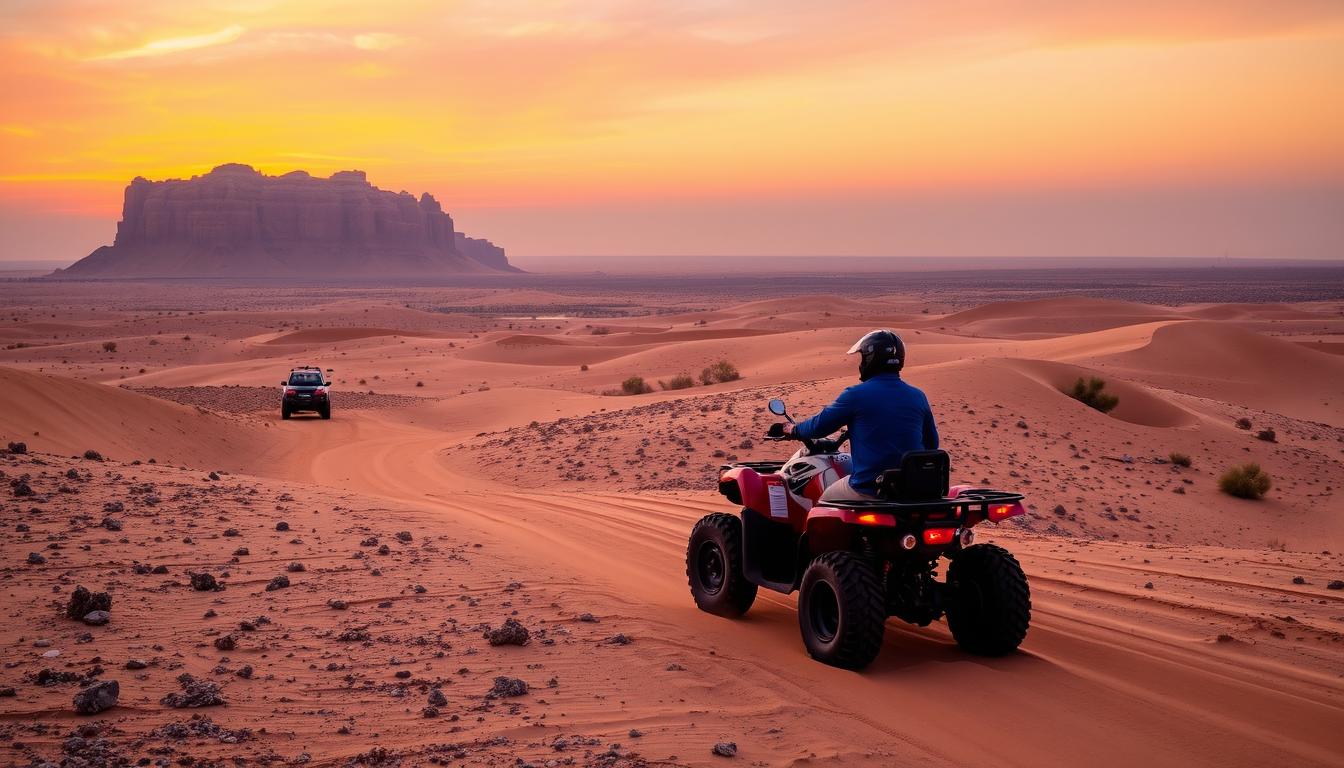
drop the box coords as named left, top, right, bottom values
left=1219, top=463, right=1272, bottom=500
left=621, top=376, right=653, bottom=395
left=590, top=327, right=611, bottom=335
left=660, top=375, right=695, bottom=391
left=102, top=341, right=117, bottom=353
left=700, top=360, right=741, bottom=385
left=1168, top=452, right=1192, bottom=468
left=1256, top=429, right=1276, bottom=443
left=1065, top=377, right=1118, bottom=413
left=1234, top=417, right=1252, bottom=430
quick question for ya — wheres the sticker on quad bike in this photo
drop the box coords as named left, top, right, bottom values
left=767, top=480, right=789, bottom=519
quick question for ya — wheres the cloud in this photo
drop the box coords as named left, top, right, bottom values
left=87, top=24, right=246, bottom=61
left=353, top=32, right=405, bottom=51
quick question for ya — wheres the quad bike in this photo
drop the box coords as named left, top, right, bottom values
left=686, top=398, right=1031, bottom=669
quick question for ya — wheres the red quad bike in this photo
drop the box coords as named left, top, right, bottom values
left=686, top=398, right=1031, bottom=670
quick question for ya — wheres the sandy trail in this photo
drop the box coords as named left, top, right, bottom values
left=298, top=411, right=1344, bottom=768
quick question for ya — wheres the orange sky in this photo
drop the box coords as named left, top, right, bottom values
left=1, top=1, right=1342, bottom=263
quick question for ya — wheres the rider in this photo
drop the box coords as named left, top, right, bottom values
left=784, top=330, right=938, bottom=501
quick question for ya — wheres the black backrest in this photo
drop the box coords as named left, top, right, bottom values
left=875, top=450, right=950, bottom=502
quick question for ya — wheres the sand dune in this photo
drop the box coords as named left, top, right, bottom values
left=933, top=297, right=1181, bottom=338
left=261, top=326, right=445, bottom=345
left=1004, top=358, right=1201, bottom=428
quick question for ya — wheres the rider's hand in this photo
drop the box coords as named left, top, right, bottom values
left=782, top=423, right=796, bottom=437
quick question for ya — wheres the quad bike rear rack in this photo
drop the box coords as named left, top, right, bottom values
left=816, top=489, right=1024, bottom=516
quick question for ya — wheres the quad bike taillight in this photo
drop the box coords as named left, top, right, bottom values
left=988, top=501, right=1025, bottom=522
left=922, top=528, right=956, bottom=546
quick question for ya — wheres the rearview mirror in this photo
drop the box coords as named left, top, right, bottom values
left=768, top=398, right=787, bottom=416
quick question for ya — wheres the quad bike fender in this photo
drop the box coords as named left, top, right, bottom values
left=951, top=484, right=1027, bottom=527
left=719, top=467, right=790, bottom=522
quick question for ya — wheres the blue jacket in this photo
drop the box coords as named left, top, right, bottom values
left=793, top=374, right=939, bottom=494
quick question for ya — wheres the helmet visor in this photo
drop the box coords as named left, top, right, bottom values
left=847, top=330, right=888, bottom=355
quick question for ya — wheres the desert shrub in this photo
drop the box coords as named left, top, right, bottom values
left=591, top=327, right=611, bottom=335
left=1256, top=429, right=1276, bottom=443
left=621, top=376, right=653, bottom=395
left=700, top=360, right=741, bottom=385
left=1168, top=452, right=1192, bottom=468
left=1065, top=377, right=1118, bottom=413
left=1219, top=463, right=1272, bottom=500
left=415, top=381, right=424, bottom=388
left=660, top=375, right=695, bottom=391
left=102, top=341, right=117, bottom=353
left=1234, top=417, right=1252, bottom=430
left=580, top=364, right=589, bottom=371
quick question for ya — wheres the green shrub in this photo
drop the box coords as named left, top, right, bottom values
left=660, top=375, right=695, bottom=390
left=700, top=360, right=741, bottom=385
left=1168, top=452, right=1192, bottom=468
left=1219, top=463, right=1272, bottom=500
left=621, top=376, right=653, bottom=395
left=1066, top=377, right=1118, bottom=413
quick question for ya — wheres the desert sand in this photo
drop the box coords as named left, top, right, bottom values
left=2, top=274, right=1342, bottom=767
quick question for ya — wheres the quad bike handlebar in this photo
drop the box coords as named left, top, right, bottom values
left=765, top=422, right=848, bottom=455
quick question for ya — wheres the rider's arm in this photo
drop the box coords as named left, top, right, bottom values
left=793, top=388, right=856, bottom=439
left=922, top=398, right=940, bottom=450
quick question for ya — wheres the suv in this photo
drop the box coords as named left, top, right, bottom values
left=280, top=367, right=333, bottom=420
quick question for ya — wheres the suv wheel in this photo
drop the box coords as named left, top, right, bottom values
left=281, top=406, right=291, bottom=420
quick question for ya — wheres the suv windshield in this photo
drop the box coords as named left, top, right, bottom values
left=288, top=372, right=323, bottom=386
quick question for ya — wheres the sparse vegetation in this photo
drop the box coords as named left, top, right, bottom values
left=1234, top=417, right=1252, bottom=430
left=1219, top=463, right=1272, bottom=500
left=101, top=341, right=117, bottom=353
left=1256, top=428, right=1276, bottom=442
left=659, top=374, right=695, bottom=391
left=580, top=364, right=589, bottom=371
left=700, top=360, right=741, bottom=385
left=620, top=376, right=653, bottom=395
left=1169, top=452, right=1192, bottom=468
left=1065, top=377, right=1119, bottom=413
left=590, top=326, right=611, bottom=335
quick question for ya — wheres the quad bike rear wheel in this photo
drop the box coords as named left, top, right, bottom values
left=945, top=543, right=1031, bottom=656
left=798, top=551, right=886, bottom=669
left=687, top=513, right=757, bottom=617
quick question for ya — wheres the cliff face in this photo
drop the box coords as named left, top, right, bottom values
left=58, top=164, right=517, bottom=278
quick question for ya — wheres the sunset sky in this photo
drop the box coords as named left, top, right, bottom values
left=1, top=1, right=1341, bottom=265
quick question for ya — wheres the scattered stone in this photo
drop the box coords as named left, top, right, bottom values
left=7, top=440, right=28, bottom=454
left=101, top=516, right=122, bottom=531
left=395, top=531, right=413, bottom=542
left=604, top=633, right=634, bottom=645
left=102, top=501, right=124, bottom=514
left=1292, top=576, right=1306, bottom=585
left=275, top=521, right=290, bottom=531
left=125, top=659, right=148, bottom=670
left=82, top=610, right=111, bottom=626
left=233, top=547, right=250, bottom=556
left=12, top=480, right=34, bottom=497
left=712, top=741, right=738, bottom=758
left=214, top=635, right=237, bottom=651
left=578, top=612, right=597, bottom=622
left=190, top=572, right=219, bottom=591
left=484, top=618, right=531, bottom=646
left=160, top=673, right=224, bottom=708
left=66, top=586, right=112, bottom=620
left=1144, top=582, right=1154, bottom=590
left=428, top=688, right=447, bottom=707
left=265, top=574, right=290, bottom=591
left=27, top=552, right=46, bottom=565
left=488, top=676, right=528, bottom=698
left=223, top=528, right=241, bottom=537
left=286, top=561, right=306, bottom=572
left=337, top=627, right=370, bottom=642
left=1328, top=580, right=1344, bottom=591
left=328, top=599, right=348, bottom=610
left=83, top=450, right=103, bottom=461
left=73, top=680, right=119, bottom=715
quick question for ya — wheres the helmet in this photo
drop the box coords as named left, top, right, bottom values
left=848, top=330, right=905, bottom=381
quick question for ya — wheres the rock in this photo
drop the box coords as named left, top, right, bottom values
left=484, top=618, right=530, bottom=646
left=12, top=480, right=34, bottom=497
left=427, top=688, right=447, bottom=707
left=1144, top=582, right=1154, bottom=590
left=83, top=450, right=103, bottom=461
left=66, top=586, right=112, bottom=619
left=58, top=165, right=516, bottom=279
left=6, top=441, right=27, bottom=454
left=275, top=521, right=290, bottom=531
left=101, top=517, right=122, bottom=531
left=1292, top=576, right=1306, bottom=585
left=328, top=599, right=348, bottom=610
left=233, top=547, right=249, bottom=556
left=487, top=676, right=528, bottom=698
left=286, top=561, right=305, bottom=572
left=712, top=741, right=738, bottom=757
left=578, top=612, right=597, bottom=623
left=160, top=673, right=224, bottom=708
left=214, top=635, right=236, bottom=651
left=422, top=706, right=439, bottom=718
left=102, top=501, right=124, bottom=513
left=190, top=572, right=218, bottom=591
left=1328, top=580, right=1344, bottom=590
left=27, top=552, right=46, bottom=565
left=208, top=471, right=220, bottom=480
left=395, top=531, right=413, bottom=542
left=82, top=610, right=111, bottom=626
left=73, top=680, right=119, bottom=714
left=604, top=633, right=633, bottom=645
left=265, top=575, right=290, bottom=591
left=151, top=564, right=169, bottom=574
left=125, top=659, right=148, bottom=670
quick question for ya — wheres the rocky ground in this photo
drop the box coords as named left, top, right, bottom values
left=1, top=447, right=691, bottom=767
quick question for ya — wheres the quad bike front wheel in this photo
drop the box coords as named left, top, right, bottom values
left=945, top=543, right=1031, bottom=656
left=687, top=513, right=757, bottom=617
left=798, top=552, right=886, bottom=669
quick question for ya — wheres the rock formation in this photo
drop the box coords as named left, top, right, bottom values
left=55, top=164, right=517, bottom=278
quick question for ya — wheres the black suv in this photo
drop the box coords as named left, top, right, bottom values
left=281, top=367, right=333, bottom=420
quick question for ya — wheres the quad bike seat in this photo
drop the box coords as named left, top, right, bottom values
left=874, top=450, right=950, bottom=502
